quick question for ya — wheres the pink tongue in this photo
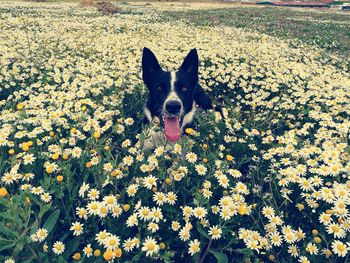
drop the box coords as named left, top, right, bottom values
left=164, top=117, right=181, bottom=142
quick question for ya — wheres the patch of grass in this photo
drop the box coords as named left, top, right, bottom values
left=161, top=6, right=350, bottom=60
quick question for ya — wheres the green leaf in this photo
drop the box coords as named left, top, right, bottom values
left=29, top=220, right=39, bottom=235
left=38, top=204, right=51, bottom=219
left=209, top=250, right=228, bottom=263
left=0, top=223, right=18, bottom=238
left=43, top=209, right=60, bottom=232
left=14, top=240, right=24, bottom=255
left=0, top=242, right=15, bottom=252
left=132, top=252, right=142, bottom=262
left=163, top=205, right=178, bottom=214
left=0, top=212, right=15, bottom=221
left=221, top=237, right=239, bottom=250
left=196, top=222, right=209, bottom=239
left=63, top=237, right=82, bottom=258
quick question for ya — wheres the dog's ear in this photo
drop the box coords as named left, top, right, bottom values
left=142, top=47, right=162, bottom=86
left=179, top=49, right=198, bottom=84
left=194, top=84, right=212, bottom=110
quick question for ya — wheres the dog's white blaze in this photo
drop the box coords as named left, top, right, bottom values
left=144, top=107, right=152, bottom=122
left=182, top=103, right=196, bottom=128
left=164, top=72, right=182, bottom=111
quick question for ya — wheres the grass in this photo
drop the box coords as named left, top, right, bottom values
left=159, top=6, right=350, bottom=60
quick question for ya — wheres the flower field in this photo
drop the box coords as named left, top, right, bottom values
left=0, top=1, right=350, bottom=262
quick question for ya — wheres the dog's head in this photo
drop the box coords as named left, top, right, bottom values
left=142, top=48, right=203, bottom=142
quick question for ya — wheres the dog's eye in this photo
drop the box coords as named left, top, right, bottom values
left=181, top=86, right=187, bottom=92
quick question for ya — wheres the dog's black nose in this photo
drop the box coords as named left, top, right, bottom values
left=166, top=100, right=181, bottom=114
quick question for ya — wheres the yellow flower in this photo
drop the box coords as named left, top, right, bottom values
left=297, top=203, right=304, bottom=211
left=324, top=249, right=332, bottom=258
left=314, top=237, right=321, bottom=244
left=123, top=204, right=130, bottom=212
left=52, top=153, right=59, bottom=160
left=93, top=131, right=101, bottom=139
left=312, top=229, right=318, bottom=235
left=185, top=128, right=195, bottom=135
left=0, top=187, right=8, bottom=197
left=226, top=155, right=233, bottom=161
left=70, top=128, right=77, bottom=134
left=104, top=145, right=110, bottom=151
left=94, top=249, right=101, bottom=257
left=57, top=175, right=64, bottom=182
left=8, top=149, right=15, bottom=155
left=43, top=243, right=48, bottom=252
left=103, top=250, right=113, bottom=261
left=17, top=103, right=24, bottom=110
left=72, top=252, right=81, bottom=260
left=165, top=178, right=172, bottom=184
left=22, top=144, right=30, bottom=152
left=237, top=205, right=248, bottom=215
left=159, top=243, right=166, bottom=250
left=114, top=248, right=122, bottom=257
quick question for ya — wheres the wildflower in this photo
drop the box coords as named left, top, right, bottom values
left=88, top=188, right=100, bottom=201
left=123, top=238, right=135, bottom=252
left=166, top=192, right=177, bottom=205
left=70, top=222, right=84, bottom=236
left=288, top=245, right=299, bottom=257
left=142, top=237, right=159, bottom=257
left=151, top=207, right=163, bottom=223
left=147, top=222, right=159, bottom=233
left=195, top=164, right=207, bottom=175
left=298, top=256, right=310, bottom=263
left=188, top=239, right=201, bottom=256
left=0, top=187, right=8, bottom=197
left=269, top=232, right=282, bottom=247
left=126, top=214, right=138, bottom=227
left=40, top=193, right=52, bottom=203
left=143, top=175, right=157, bottom=190
left=185, top=152, right=197, bottom=163
left=326, top=223, right=346, bottom=238
left=83, top=244, right=93, bottom=257
left=103, top=250, right=113, bottom=261
left=96, top=230, right=110, bottom=245
left=123, top=155, right=134, bottom=166
left=104, top=235, right=120, bottom=250
left=23, top=154, right=36, bottom=165
left=193, top=207, right=207, bottom=219
left=52, top=241, right=65, bottom=255
left=306, top=242, right=318, bottom=255
left=208, top=225, right=222, bottom=240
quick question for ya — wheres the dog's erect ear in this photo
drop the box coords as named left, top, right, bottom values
left=179, top=49, right=199, bottom=79
left=142, top=47, right=162, bottom=86
left=194, top=84, right=212, bottom=110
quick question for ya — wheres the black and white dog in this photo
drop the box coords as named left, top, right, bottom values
left=142, top=47, right=212, bottom=143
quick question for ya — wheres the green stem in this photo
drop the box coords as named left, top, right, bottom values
left=198, top=239, right=213, bottom=263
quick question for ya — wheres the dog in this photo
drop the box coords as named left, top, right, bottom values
left=142, top=47, right=212, bottom=146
